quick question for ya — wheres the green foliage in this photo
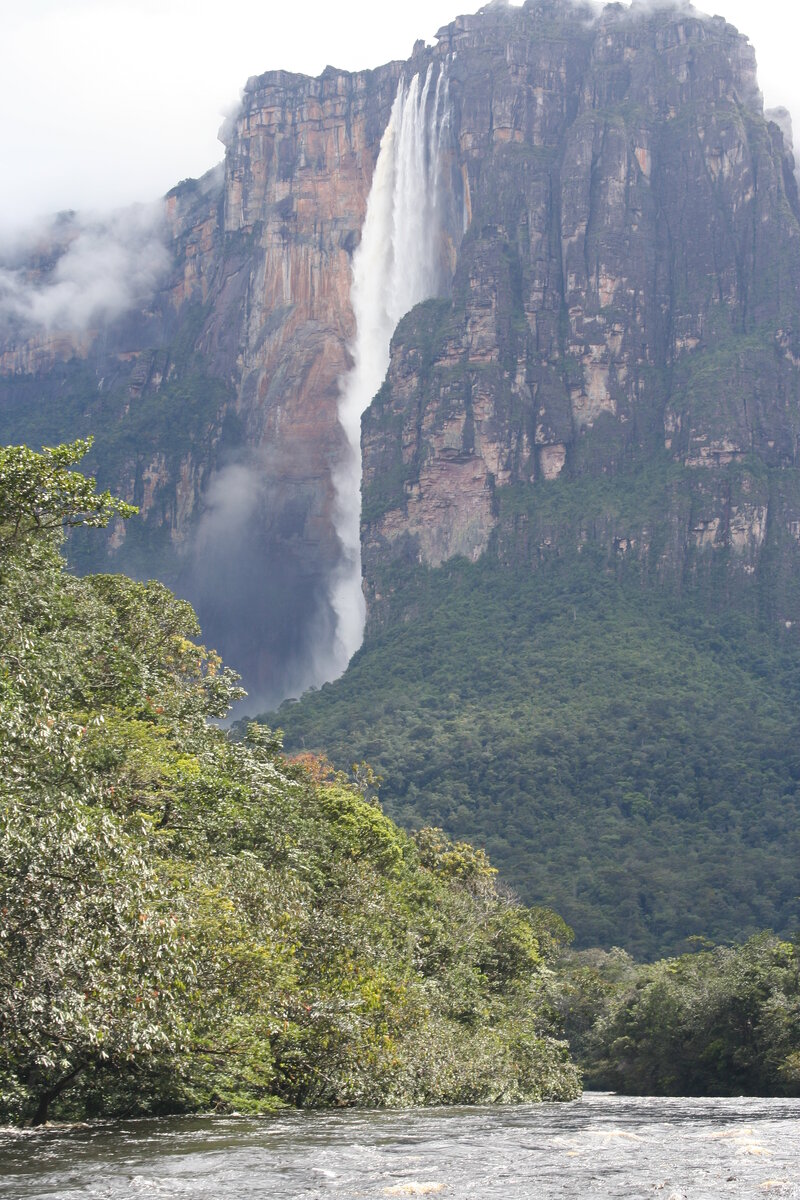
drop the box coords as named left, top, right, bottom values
left=270, top=556, right=800, bottom=958
left=0, top=439, right=579, bottom=1124
left=556, top=934, right=800, bottom=1096
left=0, top=438, right=136, bottom=555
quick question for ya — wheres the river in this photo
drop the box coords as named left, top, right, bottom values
left=1, top=1094, right=798, bottom=1199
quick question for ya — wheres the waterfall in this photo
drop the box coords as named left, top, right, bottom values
left=326, top=65, right=452, bottom=674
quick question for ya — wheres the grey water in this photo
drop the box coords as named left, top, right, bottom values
left=1, top=1094, right=798, bottom=1199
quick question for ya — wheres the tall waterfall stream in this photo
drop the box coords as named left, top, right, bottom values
left=327, top=65, right=452, bottom=675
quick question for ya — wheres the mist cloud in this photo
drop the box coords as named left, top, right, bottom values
left=0, top=204, right=169, bottom=334
left=194, top=462, right=262, bottom=547
left=627, top=0, right=695, bottom=11
left=188, top=453, right=341, bottom=715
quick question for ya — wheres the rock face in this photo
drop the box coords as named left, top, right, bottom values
left=361, top=0, right=800, bottom=634
left=0, top=63, right=400, bottom=703
left=4, top=0, right=800, bottom=700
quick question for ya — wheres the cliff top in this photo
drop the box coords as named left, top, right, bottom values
left=241, top=0, right=751, bottom=105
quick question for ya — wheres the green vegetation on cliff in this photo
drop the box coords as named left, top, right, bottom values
left=0, top=440, right=579, bottom=1125
left=268, top=555, right=800, bottom=959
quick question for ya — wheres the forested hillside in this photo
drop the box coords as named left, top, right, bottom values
left=0, top=441, right=579, bottom=1125
left=4, top=437, right=800, bottom=1126
left=270, top=555, right=800, bottom=958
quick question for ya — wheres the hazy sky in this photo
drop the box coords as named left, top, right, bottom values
left=1, top=0, right=796, bottom=233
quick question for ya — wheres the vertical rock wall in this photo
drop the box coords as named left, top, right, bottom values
left=361, top=0, right=800, bottom=632
left=5, top=0, right=800, bottom=700
left=0, top=61, right=402, bottom=701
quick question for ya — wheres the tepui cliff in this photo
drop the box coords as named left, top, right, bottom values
left=2, top=0, right=800, bottom=703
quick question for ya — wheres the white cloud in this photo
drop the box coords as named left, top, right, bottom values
left=194, top=463, right=261, bottom=549
left=0, top=0, right=463, bottom=233
left=0, top=205, right=168, bottom=332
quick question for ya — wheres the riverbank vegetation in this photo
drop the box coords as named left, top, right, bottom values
left=556, top=934, right=800, bottom=1096
left=0, top=440, right=579, bottom=1126
left=3, top=438, right=798, bottom=1126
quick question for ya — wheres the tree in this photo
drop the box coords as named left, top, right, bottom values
left=0, top=438, right=581, bottom=1122
left=0, top=438, right=136, bottom=559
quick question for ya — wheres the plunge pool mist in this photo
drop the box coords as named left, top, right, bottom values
left=2, top=1094, right=800, bottom=1199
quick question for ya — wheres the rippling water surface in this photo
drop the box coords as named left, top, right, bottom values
left=1, top=1094, right=798, bottom=1199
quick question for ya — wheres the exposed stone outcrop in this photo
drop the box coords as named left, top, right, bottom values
left=361, top=0, right=800, bottom=633
left=4, top=0, right=800, bottom=697
left=0, top=63, right=400, bottom=701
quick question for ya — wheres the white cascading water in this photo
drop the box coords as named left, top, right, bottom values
left=326, top=65, right=452, bottom=675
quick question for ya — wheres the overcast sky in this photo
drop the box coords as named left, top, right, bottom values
left=1, top=0, right=796, bottom=234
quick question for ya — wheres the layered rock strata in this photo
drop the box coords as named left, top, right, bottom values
left=361, top=0, right=800, bottom=633
left=4, top=0, right=800, bottom=699
left=0, top=63, right=401, bottom=700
